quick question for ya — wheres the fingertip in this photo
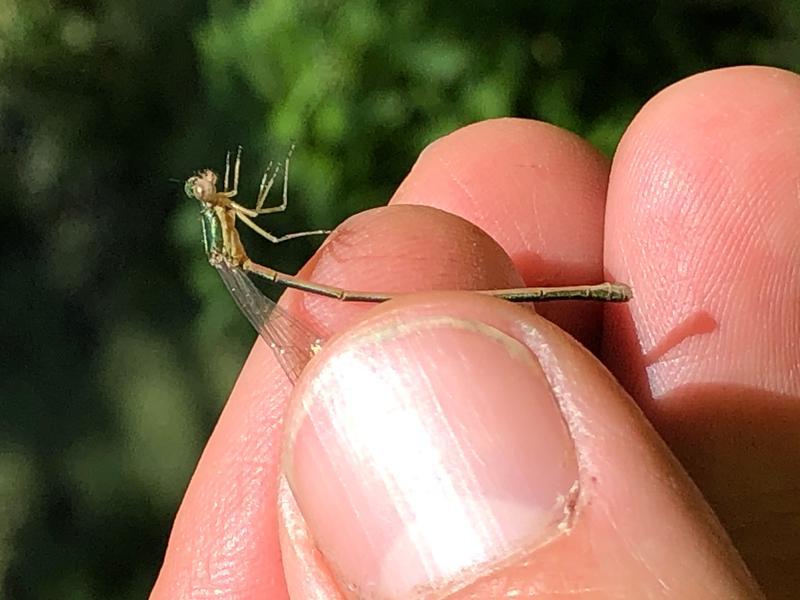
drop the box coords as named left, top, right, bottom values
left=298, top=204, right=526, bottom=332
left=280, top=294, right=759, bottom=599
left=391, top=117, right=612, bottom=345
left=604, top=65, right=800, bottom=596
left=392, top=118, right=609, bottom=283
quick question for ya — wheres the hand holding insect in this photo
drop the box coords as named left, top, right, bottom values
left=158, top=69, right=794, bottom=600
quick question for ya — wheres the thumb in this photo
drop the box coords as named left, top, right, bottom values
left=278, top=294, right=761, bottom=599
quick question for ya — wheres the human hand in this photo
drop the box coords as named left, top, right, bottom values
left=152, top=66, right=799, bottom=599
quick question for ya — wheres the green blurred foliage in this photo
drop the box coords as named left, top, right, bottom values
left=0, top=0, right=796, bottom=596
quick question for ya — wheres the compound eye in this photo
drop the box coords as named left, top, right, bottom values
left=184, top=176, right=202, bottom=199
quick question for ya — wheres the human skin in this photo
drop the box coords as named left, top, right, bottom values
left=151, top=66, right=799, bottom=599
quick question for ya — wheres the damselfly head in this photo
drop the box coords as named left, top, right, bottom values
left=184, top=169, right=218, bottom=203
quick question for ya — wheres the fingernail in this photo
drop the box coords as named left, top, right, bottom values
left=284, top=316, right=578, bottom=598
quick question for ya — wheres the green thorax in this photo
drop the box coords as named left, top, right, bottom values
left=200, top=206, right=224, bottom=259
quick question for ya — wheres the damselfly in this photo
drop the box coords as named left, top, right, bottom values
left=185, top=147, right=631, bottom=381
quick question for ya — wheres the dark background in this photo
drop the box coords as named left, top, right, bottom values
left=0, top=1, right=796, bottom=597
